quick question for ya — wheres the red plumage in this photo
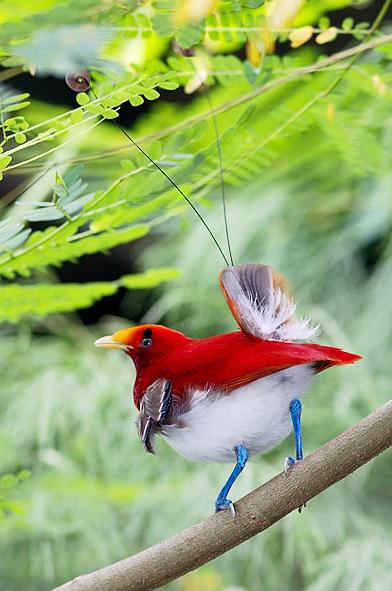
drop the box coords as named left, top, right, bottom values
left=132, top=329, right=361, bottom=407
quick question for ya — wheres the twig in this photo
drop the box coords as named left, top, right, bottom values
left=52, top=399, right=392, bottom=591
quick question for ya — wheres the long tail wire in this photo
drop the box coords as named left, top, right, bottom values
left=3, top=68, right=235, bottom=267
left=203, top=89, right=234, bottom=266
left=88, top=79, right=233, bottom=268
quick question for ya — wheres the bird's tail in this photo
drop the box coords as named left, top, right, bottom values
left=219, top=263, right=318, bottom=342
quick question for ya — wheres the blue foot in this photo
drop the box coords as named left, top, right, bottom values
left=215, top=498, right=235, bottom=519
left=214, top=444, right=248, bottom=520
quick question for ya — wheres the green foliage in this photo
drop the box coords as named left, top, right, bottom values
left=0, top=223, right=149, bottom=278
left=0, top=470, right=31, bottom=520
left=0, top=266, right=180, bottom=322
left=22, top=165, right=91, bottom=222
left=0, top=93, right=30, bottom=116
left=0, top=219, right=31, bottom=252
left=0, top=92, right=31, bottom=161
left=0, top=33, right=391, bottom=317
left=121, top=267, right=181, bottom=289
left=0, top=282, right=118, bottom=322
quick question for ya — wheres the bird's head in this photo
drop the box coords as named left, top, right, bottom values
left=94, top=324, right=188, bottom=370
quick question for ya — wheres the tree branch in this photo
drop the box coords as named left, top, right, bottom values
left=53, top=400, right=392, bottom=591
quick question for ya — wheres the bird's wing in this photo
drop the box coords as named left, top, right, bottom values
left=156, top=334, right=361, bottom=398
left=219, top=263, right=317, bottom=342
left=137, top=378, right=172, bottom=453
left=218, top=341, right=361, bottom=392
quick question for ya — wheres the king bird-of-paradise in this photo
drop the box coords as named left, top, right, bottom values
left=95, top=263, right=361, bottom=516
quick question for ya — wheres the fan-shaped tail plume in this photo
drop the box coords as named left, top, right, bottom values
left=219, top=263, right=318, bottom=342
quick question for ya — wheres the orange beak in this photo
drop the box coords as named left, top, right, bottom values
left=94, top=328, right=135, bottom=350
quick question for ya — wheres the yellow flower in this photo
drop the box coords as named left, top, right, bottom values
left=288, top=26, right=313, bottom=48
left=315, top=27, right=338, bottom=45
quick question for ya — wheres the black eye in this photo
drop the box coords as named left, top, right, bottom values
left=141, top=328, right=153, bottom=348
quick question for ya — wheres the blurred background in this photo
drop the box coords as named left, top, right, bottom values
left=0, top=1, right=391, bottom=590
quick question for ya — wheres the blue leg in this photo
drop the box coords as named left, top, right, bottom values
left=285, top=399, right=305, bottom=511
left=215, top=444, right=248, bottom=519
left=292, top=398, right=303, bottom=461
left=285, top=399, right=303, bottom=472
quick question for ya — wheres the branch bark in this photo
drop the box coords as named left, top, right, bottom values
left=53, top=399, right=392, bottom=591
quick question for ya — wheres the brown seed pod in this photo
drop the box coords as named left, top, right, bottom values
left=65, top=71, right=91, bottom=92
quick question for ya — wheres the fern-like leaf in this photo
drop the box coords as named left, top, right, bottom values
left=0, top=267, right=180, bottom=322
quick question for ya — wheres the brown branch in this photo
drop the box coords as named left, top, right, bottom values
left=53, top=400, right=392, bottom=591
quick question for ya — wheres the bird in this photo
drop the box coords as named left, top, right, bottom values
left=95, top=263, right=361, bottom=517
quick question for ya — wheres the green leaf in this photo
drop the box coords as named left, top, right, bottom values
left=158, top=80, right=180, bottom=90
left=14, top=133, right=27, bottom=144
left=1, top=229, right=31, bottom=250
left=151, top=13, right=174, bottom=37
left=0, top=101, right=30, bottom=114
left=175, top=23, right=204, bottom=49
left=0, top=93, right=30, bottom=106
left=101, top=108, right=119, bottom=119
left=318, top=16, right=330, bottom=29
left=143, top=89, right=160, bottom=101
left=342, top=17, right=354, bottom=31
left=64, top=193, right=94, bottom=215
left=0, top=155, right=12, bottom=170
left=243, top=61, right=258, bottom=85
left=76, top=92, right=90, bottom=106
left=64, top=165, right=84, bottom=186
left=0, top=282, right=119, bottom=323
left=129, top=95, right=144, bottom=107
left=23, top=207, right=64, bottom=222
left=0, top=266, right=180, bottom=322
left=0, top=224, right=150, bottom=278
left=120, top=267, right=181, bottom=289
left=85, top=103, right=106, bottom=116
left=21, top=166, right=91, bottom=222
left=90, top=192, right=173, bottom=232
left=70, top=109, right=84, bottom=124
left=53, top=183, right=68, bottom=198
left=0, top=220, right=31, bottom=252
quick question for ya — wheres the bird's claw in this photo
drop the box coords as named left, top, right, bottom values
left=284, top=456, right=306, bottom=512
left=215, top=498, right=236, bottom=520
left=284, top=455, right=296, bottom=476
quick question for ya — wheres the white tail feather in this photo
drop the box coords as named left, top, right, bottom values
left=237, top=288, right=318, bottom=342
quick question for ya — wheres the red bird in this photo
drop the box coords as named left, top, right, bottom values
left=95, top=263, right=361, bottom=516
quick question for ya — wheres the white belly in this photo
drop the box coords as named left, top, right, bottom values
left=162, top=364, right=315, bottom=462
